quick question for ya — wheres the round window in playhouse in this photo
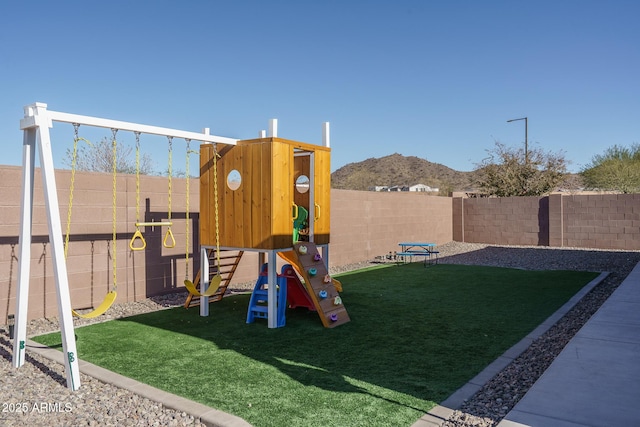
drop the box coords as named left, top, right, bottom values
left=295, top=175, right=310, bottom=193
left=227, top=169, right=242, bottom=191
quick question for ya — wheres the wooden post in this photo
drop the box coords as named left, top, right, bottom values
left=268, top=119, right=278, bottom=137
left=267, top=250, right=278, bottom=328
left=322, top=122, right=330, bottom=148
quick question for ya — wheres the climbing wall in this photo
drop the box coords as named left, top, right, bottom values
left=284, top=242, right=350, bottom=328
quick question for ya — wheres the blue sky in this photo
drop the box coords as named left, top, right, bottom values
left=1, top=0, right=638, bottom=175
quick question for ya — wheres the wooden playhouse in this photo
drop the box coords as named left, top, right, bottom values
left=193, top=125, right=349, bottom=328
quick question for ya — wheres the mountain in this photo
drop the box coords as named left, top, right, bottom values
left=330, top=153, right=481, bottom=192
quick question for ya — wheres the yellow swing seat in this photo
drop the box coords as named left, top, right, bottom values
left=66, top=127, right=118, bottom=319
left=72, top=290, right=117, bottom=319
left=183, top=275, right=222, bottom=297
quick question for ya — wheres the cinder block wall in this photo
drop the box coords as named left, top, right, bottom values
left=561, top=194, right=640, bottom=249
left=455, top=193, right=640, bottom=250
left=0, top=165, right=198, bottom=321
left=330, top=189, right=453, bottom=265
left=4, top=161, right=640, bottom=323
left=454, top=196, right=549, bottom=246
left=0, top=166, right=453, bottom=322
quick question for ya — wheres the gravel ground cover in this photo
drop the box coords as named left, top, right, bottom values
left=2, top=241, right=638, bottom=427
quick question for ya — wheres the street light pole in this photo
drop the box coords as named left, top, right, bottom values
left=507, top=117, right=528, bottom=164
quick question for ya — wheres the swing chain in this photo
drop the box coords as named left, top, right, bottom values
left=64, top=124, right=81, bottom=258
left=213, top=143, right=221, bottom=270
left=167, top=136, right=173, bottom=221
left=6, top=244, right=16, bottom=324
left=162, top=136, right=176, bottom=249
left=185, top=139, right=190, bottom=279
left=134, top=132, right=141, bottom=224
left=129, top=132, right=146, bottom=251
left=65, top=124, right=93, bottom=258
left=111, top=129, right=118, bottom=290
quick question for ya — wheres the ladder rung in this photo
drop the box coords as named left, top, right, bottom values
left=220, top=262, right=236, bottom=267
left=185, top=251, right=244, bottom=309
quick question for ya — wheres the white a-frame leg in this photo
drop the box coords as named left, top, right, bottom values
left=13, top=103, right=81, bottom=390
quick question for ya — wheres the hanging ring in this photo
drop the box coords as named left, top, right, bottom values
left=129, top=229, right=146, bottom=251
left=163, top=228, right=176, bottom=248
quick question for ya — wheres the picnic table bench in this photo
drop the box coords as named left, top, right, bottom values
left=397, top=242, right=439, bottom=266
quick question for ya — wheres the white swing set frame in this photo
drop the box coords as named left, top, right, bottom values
left=13, top=102, right=237, bottom=390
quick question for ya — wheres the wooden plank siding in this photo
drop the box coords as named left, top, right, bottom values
left=240, top=143, right=253, bottom=248
left=199, top=143, right=213, bottom=247
left=199, top=137, right=331, bottom=250
left=270, top=140, right=294, bottom=249
left=260, top=143, right=272, bottom=248
left=314, top=149, right=331, bottom=244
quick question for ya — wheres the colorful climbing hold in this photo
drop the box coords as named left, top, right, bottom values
left=333, top=296, right=342, bottom=306
left=323, top=274, right=331, bottom=283
left=308, top=267, right=317, bottom=276
left=330, top=313, right=338, bottom=322
left=319, top=290, right=328, bottom=299
left=314, top=253, right=322, bottom=261
left=298, top=245, right=308, bottom=255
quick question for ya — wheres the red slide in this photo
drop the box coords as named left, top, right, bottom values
left=278, top=264, right=316, bottom=311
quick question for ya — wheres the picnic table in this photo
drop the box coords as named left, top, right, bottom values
left=397, top=242, right=439, bottom=266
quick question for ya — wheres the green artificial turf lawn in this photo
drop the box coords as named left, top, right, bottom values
left=34, top=264, right=598, bottom=427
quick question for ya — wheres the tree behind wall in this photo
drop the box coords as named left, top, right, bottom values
left=63, top=137, right=154, bottom=174
left=475, top=142, right=567, bottom=197
left=580, top=144, right=640, bottom=193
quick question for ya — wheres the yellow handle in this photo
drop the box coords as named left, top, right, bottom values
left=314, top=203, right=321, bottom=220
left=163, top=228, right=176, bottom=248
left=129, top=229, right=146, bottom=251
left=292, top=202, right=299, bottom=220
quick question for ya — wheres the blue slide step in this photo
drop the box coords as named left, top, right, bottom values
left=246, top=264, right=288, bottom=327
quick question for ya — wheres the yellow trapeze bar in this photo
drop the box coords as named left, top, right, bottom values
left=135, top=221, right=173, bottom=227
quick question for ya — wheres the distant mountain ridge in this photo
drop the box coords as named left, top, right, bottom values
left=330, top=153, right=481, bottom=192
